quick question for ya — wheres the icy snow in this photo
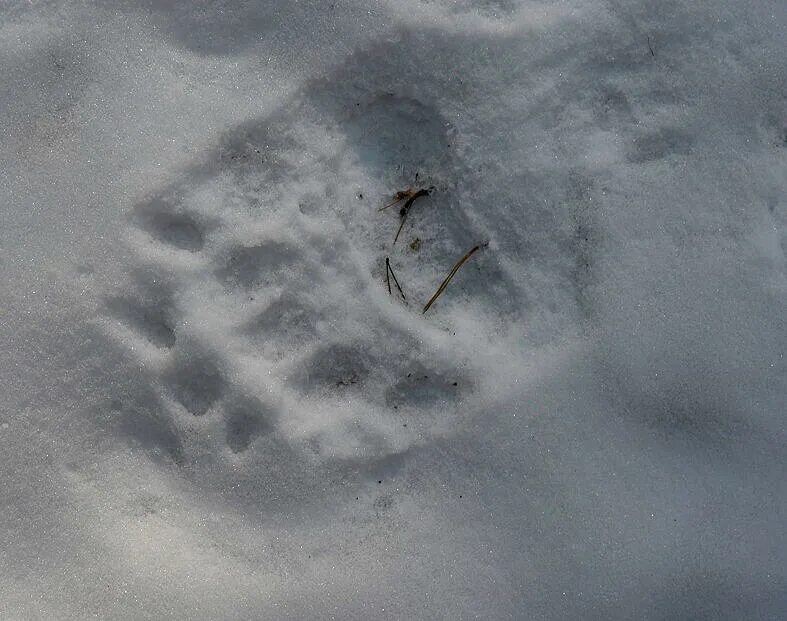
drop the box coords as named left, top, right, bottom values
left=1, top=0, right=785, bottom=619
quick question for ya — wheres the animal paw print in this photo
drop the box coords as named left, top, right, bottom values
left=131, top=197, right=208, bottom=253
left=223, top=394, right=275, bottom=454
left=101, top=35, right=497, bottom=491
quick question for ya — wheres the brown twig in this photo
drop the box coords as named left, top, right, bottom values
left=422, top=244, right=483, bottom=314
left=393, top=188, right=430, bottom=245
left=378, top=189, right=414, bottom=211
left=385, top=257, right=406, bottom=300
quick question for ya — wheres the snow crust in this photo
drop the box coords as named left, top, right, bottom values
left=1, top=0, right=785, bottom=618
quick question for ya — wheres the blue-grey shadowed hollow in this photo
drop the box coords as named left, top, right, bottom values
left=2, top=0, right=784, bottom=619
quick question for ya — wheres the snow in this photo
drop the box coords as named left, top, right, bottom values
left=1, top=0, right=785, bottom=618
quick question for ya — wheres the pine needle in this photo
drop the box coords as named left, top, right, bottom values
left=378, top=190, right=414, bottom=211
left=388, top=260, right=405, bottom=300
left=422, top=244, right=483, bottom=314
left=393, top=188, right=429, bottom=245
left=385, top=257, right=406, bottom=300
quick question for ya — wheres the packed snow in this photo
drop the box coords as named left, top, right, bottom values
left=1, top=0, right=785, bottom=618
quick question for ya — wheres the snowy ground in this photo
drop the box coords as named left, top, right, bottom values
left=1, top=1, right=785, bottom=619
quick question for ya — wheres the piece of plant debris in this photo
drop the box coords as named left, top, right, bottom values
left=378, top=186, right=434, bottom=245
left=378, top=188, right=419, bottom=212
left=385, top=257, right=406, bottom=300
left=409, top=237, right=421, bottom=252
left=394, top=189, right=431, bottom=245
left=422, top=243, right=486, bottom=314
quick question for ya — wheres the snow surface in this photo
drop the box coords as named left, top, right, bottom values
left=1, top=0, right=785, bottom=618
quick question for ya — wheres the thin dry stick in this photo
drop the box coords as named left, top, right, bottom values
left=393, top=188, right=430, bottom=245
left=422, top=244, right=482, bottom=314
left=388, top=260, right=406, bottom=300
left=385, top=257, right=406, bottom=300
left=378, top=189, right=414, bottom=212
